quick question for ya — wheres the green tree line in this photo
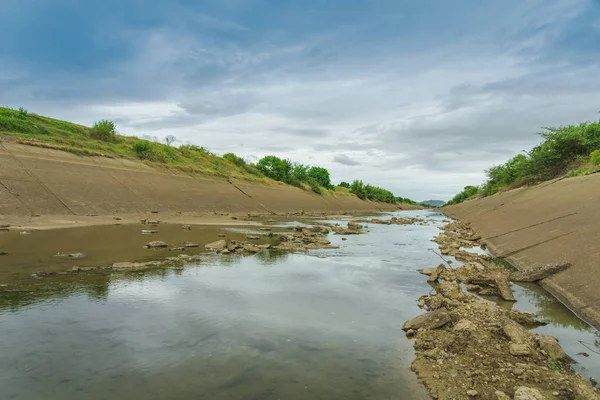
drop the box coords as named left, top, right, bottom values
left=447, top=120, right=600, bottom=205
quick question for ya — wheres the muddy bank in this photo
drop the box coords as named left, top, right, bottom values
left=405, top=220, right=599, bottom=400
left=0, top=142, right=410, bottom=219
left=444, top=174, right=600, bottom=330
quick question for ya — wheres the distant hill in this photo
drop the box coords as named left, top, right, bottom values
left=420, top=200, right=446, bottom=207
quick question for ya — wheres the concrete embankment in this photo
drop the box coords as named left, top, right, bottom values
left=0, top=142, right=405, bottom=218
left=444, top=174, right=600, bottom=329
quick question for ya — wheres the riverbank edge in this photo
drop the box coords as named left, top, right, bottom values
left=405, top=219, right=600, bottom=399
left=441, top=174, right=600, bottom=332
left=441, top=206, right=600, bottom=332
left=480, top=238, right=600, bottom=334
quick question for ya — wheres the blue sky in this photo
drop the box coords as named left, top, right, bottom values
left=2, top=0, right=600, bottom=200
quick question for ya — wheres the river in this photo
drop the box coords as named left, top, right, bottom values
left=0, top=210, right=597, bottom=399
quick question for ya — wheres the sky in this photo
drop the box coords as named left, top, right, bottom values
left=2, top=0, right=600, bottom=201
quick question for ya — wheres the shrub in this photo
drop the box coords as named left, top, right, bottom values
left=17, top=107, right=28, bottom=118
left=132, top=140, right=154, bottom=160
left=91, top=120, right=117, bottom=142
left=338, top=182, right=350, bottom=188
left=592, top=150, right=600, bottom=165
left=180, top=144, right=211, bottom=158
left=223, top=152, right=247, bottom=167
left=446, top=186, right=480, bottom=205
left=306, top=177, right=322, bottom=194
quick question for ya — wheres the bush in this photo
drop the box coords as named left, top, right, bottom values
left=223, top=152, right=247, bottom=167
left=306, top=177, right=322, bottom=194
left=17, top=107, right=28, bottom=118
left=179, top=144, right=212, bottom=158
left=132, top=140, right=154, bottom=160
left=592, top=150, right=600, bottom=165
left=91, top=120, right=117, bottom=142
left=446, top=186, right=480, bottom=205
left=338, top=182, right=350, bottom=188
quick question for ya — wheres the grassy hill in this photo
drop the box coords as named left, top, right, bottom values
left=0, top=106, right=267, bottom=181
left=0, top=106, right=415, bottom=205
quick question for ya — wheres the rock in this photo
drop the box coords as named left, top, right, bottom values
left=402, top=308, right=452, bottom=331
left=144, top=241, right=168, bottom=248
left=510, top=344, right=532, bottom=356
left=218, top=233, right=226, bottom=237
left=436, top=282, right=468, bottom=302
left=590, top=377, right=597, bottom=387
left=0, top=224, right=10, bottom=228
left=347, top=221, right=362, bottom=230
left=182, top=225, right=192, bottom=230
left=577, top=352, right=590, bottom=357
left=536, top=336, right=572, bottom=362
left=246, top=235, right=261, bottom=240
left=468, top=269, right=515, bottom=301
left=54, top=252, right=87, bottom=259
left=454, top=319, right=476, bottom=332
left=169, top=247, right=186, bottom=252
left=0, top=251, right=7, bottom=256
left=466, top=284, right=482, bottom=292
left=510, top=262, right=571, bottom=282
left=495, top=391, right=511, bottom=400
left=501, top=317, right=531, bottom=344
left=146, top=220, right=160, bottom=225
left=113, top=217, right=122, bottom=220
left=112, top=261, right=154, bottom=271
left=342, top=237, right=347, bottom=241
left=573, top=377, right=600, bottom=398
left=141, top=230, right=158, bottom=234
left=71, top=266, right=95, bottom=272
left=205, top=240, right=227, bottom=251
left=247, top=213, right=260, bottom=218
left=428, top=264, right=447, bottom=283
left=260, top=227, right=272, bottom=231
left=478, top=288, right=499, bottom=296
left=507, top=311, right=547, bottom=328
left=182, top=242, right=199, bottom=248
left=20, top=231, right=31, bottom=235
left=514, top=386, right=546, bottom=400
left=466, top=390, right=479, bottom=397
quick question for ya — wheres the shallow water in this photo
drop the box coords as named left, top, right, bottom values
left=0, top=210, right=598, bottom=399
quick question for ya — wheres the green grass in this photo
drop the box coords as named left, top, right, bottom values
left=0, top=107, right=266, bottom=182
left=0, top=106, right=417, bottom=205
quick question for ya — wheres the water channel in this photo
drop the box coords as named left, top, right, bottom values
left=0, top=210, right=597, bottom=399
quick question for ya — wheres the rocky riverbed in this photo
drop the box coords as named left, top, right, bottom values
left=405, top=220, right=600, bottom=399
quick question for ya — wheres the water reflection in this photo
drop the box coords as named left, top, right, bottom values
left=0, top=210, right=598, bottom=400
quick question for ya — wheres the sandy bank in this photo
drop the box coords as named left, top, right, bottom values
left=0, top=141, right=412, bottom=225
left=444, top=174, right=600, bottom=329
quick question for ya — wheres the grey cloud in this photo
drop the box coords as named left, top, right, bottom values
left=333, top=154, right=361, bottom=166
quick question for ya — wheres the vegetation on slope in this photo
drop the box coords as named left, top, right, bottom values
left=0, top=106, right=413, bottom=205
left=447, top=120, right=600, bottom=205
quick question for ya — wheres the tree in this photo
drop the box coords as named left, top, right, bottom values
left=338, top=182, right=350, bottom=188
left=257, top=156, right=292, bottom=182
left=165, top=135, right=177, bottom=146
left=307, top=166, right=331, bottom=188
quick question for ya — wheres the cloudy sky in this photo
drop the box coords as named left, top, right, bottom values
left=2, top=0, right=600, bottom=200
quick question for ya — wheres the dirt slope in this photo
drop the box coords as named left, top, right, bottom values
left=0, top=142, right=404, bottom=218
left=444, top=174, right=600, bottom=329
